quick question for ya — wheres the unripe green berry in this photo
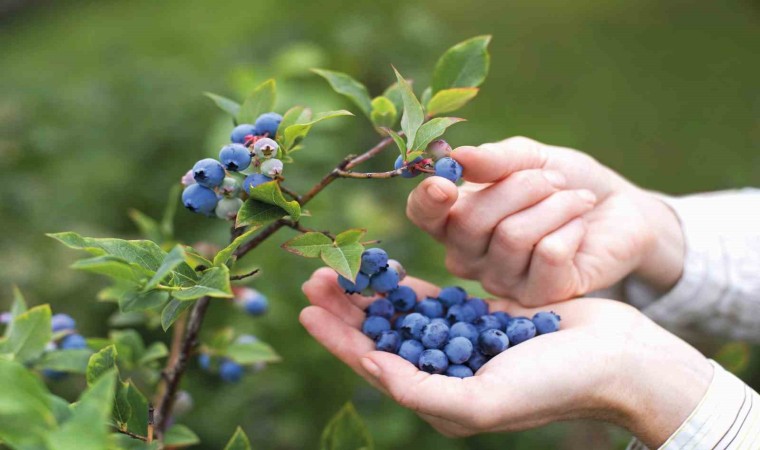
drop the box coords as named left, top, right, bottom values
left=253, top=138, right=279, bottom=160
left=260, top=158, right=283, bottom=177
left=215, top=197, right=243, bottom=220
left=426, top=139, right=452, bottom=161
left=219, top=177, right=241, bottom=197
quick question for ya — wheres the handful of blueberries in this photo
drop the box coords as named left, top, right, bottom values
left=343, top=248, right=561, bottom=378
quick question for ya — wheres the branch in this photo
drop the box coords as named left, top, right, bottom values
left=283, top=220, right=335, bottom=239
left=278, top=183, right=302, bottom=203
left=114, top=428, right=148, bottom=442
left=335, top=168, right=405, bottom=179
left=230, top=268, right=260, bottom=281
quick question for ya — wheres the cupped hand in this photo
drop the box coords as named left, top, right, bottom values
left=406, top=136, right=685, bottom=305
left=299, top=268, right=711, bottom=447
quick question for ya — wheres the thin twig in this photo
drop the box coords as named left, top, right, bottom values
left=278, top=183, right=302, bottom=203
left=230, top=268, right=260, bottom=281
left=115, top=428, right=148, bottom=442
left=335, top=168, right=405, bottom=179
left=283, top=220, right=335, bottom=239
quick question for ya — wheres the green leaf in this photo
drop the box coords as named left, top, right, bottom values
left=1, top=304, right=51, bottom=364
left=3, top=286, right=28, bottom=339
left=411, top=117, right=465, bottom=151
left=382, top=80, right=408, bottom=120
left=172, top=266, right=233, bottom=301
left=312, top=69, right=372, bottom=117
left=225, top=340, right=281, bottom=365
left=36, top=349, right=92, bottom=374
left=110, top=329, right=145, bottom=368
left=369, top=96, right=397, bottom=130
left=426, top=88, right=479, bottom=116
left=112, top=378, right=132, bottom=430
left=321, top=243, right=364, bottom=281
left=128, top=209, right=163, bottom=243
left=276, top=105, right=306, bottom=141
left=49, top=394, right=73, bottom=424
left=161, top=299, right=193, bottom=331
left=382, top=128, right=406, bottom=161
left=282, top=109, right=354, bottom=151
left=392, top=67, right=424, bottom=151
left=335, top=229, right=367, bottom=246
left=110, top=434, right=159, bottom=450
left=87, top=345, right=117, bottom=385
left=420, top=86, right=433, bottom=109
left=236, top=79, right=276, bottom=124
left=246, top=180, right=301, bottom=221
left=138, top=342, right=168, bottom=366
left=213, top=226, right=263, bottom=267
left=144, top=245, right=186, bottom=291
left=48, top=232, right=165, bottom=272
left=236, top=199, right=287, bottom=228
left=124, top=382, right=149, bottom=436
left=165, top=424, right=201, bottom=447
left=204, top=92, right=241, bottom=119
left=71, top=255, right=149, bottom=283
left=431, top=35, right=491, bottom=93
left=160, top=184, right=181, bottom=241
left=206, top=327, right=235, bottom=352
left=120, top=289, right=170, bottom=313
left=320, top=403, right=373, bottom=450
left=223, top=427, right=251, bottom=450
left=0, top=359, right=56, bottom=449
left=281, top=232, right=333, bottom=258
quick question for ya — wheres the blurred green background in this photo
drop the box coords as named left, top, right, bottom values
left=1, top=0, right=758, bottom=448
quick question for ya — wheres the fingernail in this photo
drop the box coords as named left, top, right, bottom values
left=361, top=357, right=381, bottom=378
left=426, top=183, right=448, bottom=203
left=543, top=170, right=566, bottom=187
left=577, top=189, right=597, bottom=203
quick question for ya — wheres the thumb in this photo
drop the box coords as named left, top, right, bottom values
left=405, top=176, right=458, bottom=240
left=452, top=137, right=548, bottom=184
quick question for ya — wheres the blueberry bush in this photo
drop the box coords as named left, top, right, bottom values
left=0, top=36, right=493, bottom=449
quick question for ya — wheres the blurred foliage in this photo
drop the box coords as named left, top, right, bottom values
left=0, top=0, right=758, bottom=449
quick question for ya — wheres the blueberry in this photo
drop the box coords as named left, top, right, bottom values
left=260, top=158, right=283, bottom=177
left=418, top=349, right=449, bottom=374
left=427, top=139, right=452, bottom=161
left=60, top=334, right=88, bottom=350
left=173, top=390, right=194, bottom=416
left=415, top=298, right=444, bottom=319
left=394, top=314, right=408, bottom=331
left=243, top=173, right=274, bottom=194
left=478, top=329, right=509, bottom=356
left=400, top=313, right=430, bottom=340
left=366, top=298, right=395, bottom=320
left=434, top=157, right=463, bottom=183
left=438, top=286, right=467, bottom=308
left=42, top=369, right=68, bottom=381
left=181, top=169, right=196, bottom=187
left=215, top=197, right=243, bottom=220
left=192, top=158, right=226, bottom=188
left=370, top=268, right=399, bottom=293
left=230, top=124, right=258, bottom=144
left=337, top=273, right=370, bottom=294
left=493, top=311, right=511, bottom=330
left=420, top=321, right=450, bottom=349
left=362, top=316, right=391, bottom=340
left=474, top=315, right=503, bottom=333
left=446, top=303, right=478, bottom=324
left=219, top=144, right=252, bottom=171
left=253, top=138, right=279, bottom=159
left=254, top=112, right=283, bottom=137
left=467, top=350, right=490, bottom=373
left=219, top=177, right=241, bottom=197
left=219, top=359, right=244, bottom=383
left=394, top=155, right=423, bottom=178
left=430, top=318, right=449, bottom=327
left=532, top=311, right=561, bottom=335
left=235, top=287, right=268, bottom=316
left=375, top=330, right=401, bottom=353
left=446, top=364, right=474, bottom=378
left=198, top=353, right=211, bottom=370
left=449, top=321, right=479, bottom=346
left=387, top=259, right=406, bottom=281
left=182, top=184, right=219, bottom=215
left=467, top=298, right=489, bottom=317
left=387, top=286, right=417, bottom=312
left=360, top=248, right=389, bottom=275
left=444, top=336, right=473, bottom=364
left=506, top=317, right=537, bottom=345
left=398, top=340, right=425, bottom=365
left=51, top=314, right=76, bottom=332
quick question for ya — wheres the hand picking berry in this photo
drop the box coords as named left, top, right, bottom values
left=433, top=156, right=463, bottom=183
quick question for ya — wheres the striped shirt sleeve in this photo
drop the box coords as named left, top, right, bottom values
left=626, top=360, right=760, bottom=450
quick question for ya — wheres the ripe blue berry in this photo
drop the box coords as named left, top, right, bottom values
left=446, top=303, right=478, bottom=324
left=51, top=314, right=76, bottom=332
left=337, top=273, right=370, bottom=294
left=42, top=369, right=68, bottom=381
left=362, top=316, right=391, bottom=340
left=434, top=157, right=463, bottom=183
left=444, top=336, right=473, bottom=364
left=418, top=349, right=449, bottom=374
left=532, top=311, right=561, bottom=335
left=430, top=318, right=449, bottom=327
left=219, top=144, right=252, bottom=171
left=394, top=314, right=408, bottom=331
left=438, top=286, right=467, bottom=308
left=467, top=350, right=490, bottom=373
left=474, top=315, right=503, bottom=333
left=375, top=330, right=401, bottom=353
left=506, top=317, right=537, bottom=345
left=398, top=339, right=425, bottom=365
left=198, top=353, right=211, bottom=370
left=420, top=321, right=450, bottom=349
left=387, top=259, right=406, bottom=281
left=369, top=268, right=399, bottom=293
left=243, top=173, right=273, bottom=194
left=219, top=359, right=244, bottom=383
left=360, top=248, right=389, bottom=275
left=415, top=298, right=444, bottom=319
left=387, top=286, right=417, bottom=312
left=400, top=313, right=430, bottom=340
left=493, top=311, right=511, bottom=330
left=215, top=197, right=243, bottom=220
left=394, top=155, right=423, bottom=178
left=366, top=298, right=395, bottom=320
left=230, top=124, right=258, bottom=144
left=260, top=158, right=283, bottom=177
left=192, top=158, right=226, bottom=188
left=467, top=298, right=489, bottom=317
left=427, top=139, right=452, bottom=161
left=446, top=364, right=474, bottom=378
left=60, top=334, right=88, bottom=350
left=235, top=287, right=268, bottom=316
left=182, top=184, right=218, bottom=215
left=253, top=138, right=279, bottom=159
left=449, top=321, right=479, bottom=345
left=254, top=112, right=282, bottom=137
left=478, top=329, right=509, bottom=356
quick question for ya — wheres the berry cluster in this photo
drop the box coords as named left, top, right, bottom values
left=44, top=313, right=91, bottom=380
left=345, top=249, right=561, bottom=378
left=197, top=334, right=265, bottom=383
left=181, top=112, right=284, bottom=220
left=394, top=139, right=464, bottom=183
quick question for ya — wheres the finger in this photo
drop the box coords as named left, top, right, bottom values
left=452, top=136, right=549, bottom=184
left=522, top=217, right=588, bottom=304
left=406, top=176, right=458, bottom=240
left=303, top=268, right=366, bottom=327
left=480, top=189, right=596, bottom=297
left=417, top=413, right=474, bottom=438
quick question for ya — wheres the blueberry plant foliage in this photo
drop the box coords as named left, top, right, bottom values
left=0, top=36, right=491, bottom=449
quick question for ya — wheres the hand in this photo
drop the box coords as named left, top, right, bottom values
left=406, top=136, right=685, bottom=305
left=299, top=268, right=712, bottom=447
